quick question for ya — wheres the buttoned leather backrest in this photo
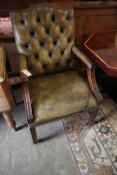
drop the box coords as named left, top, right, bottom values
left=10, top=4, right=75, bottom=76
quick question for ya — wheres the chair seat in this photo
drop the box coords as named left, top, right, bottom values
left=29, top=71, right=97, bottom=124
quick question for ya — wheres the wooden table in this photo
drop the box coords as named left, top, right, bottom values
left=84, top=31, right=117, bottom=78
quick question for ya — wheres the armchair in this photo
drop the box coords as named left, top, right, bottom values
left=10, top=4, right=103, bottom=143
left=0, top=47, right=16, bottom=131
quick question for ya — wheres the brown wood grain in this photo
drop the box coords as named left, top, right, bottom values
left=84, top=31, right=117, bottom=77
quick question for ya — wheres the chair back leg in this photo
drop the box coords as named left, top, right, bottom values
left=29, top=125, right=38, bottom=144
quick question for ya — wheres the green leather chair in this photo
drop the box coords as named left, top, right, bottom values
left=10, top=4, right=103, bottom=143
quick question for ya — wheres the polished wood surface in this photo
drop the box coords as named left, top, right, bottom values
left=84, top=31, right=117, bottom=77
left=0, top=1, right=117, bottom=13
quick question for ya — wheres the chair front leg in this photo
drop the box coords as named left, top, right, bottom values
left=28, top=124, right=38, bottom=144
left=87, top=66, right=103, bottom=104
left=22, top=82, right=38, bottom=143
left=87, top=66, right=103, bottom=125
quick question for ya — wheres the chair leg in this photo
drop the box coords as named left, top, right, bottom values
left=87, top=107, right=99, bottom=126
left=2, top=110, right=16, bottom=131
left=29, top=125, right=38, bottom=144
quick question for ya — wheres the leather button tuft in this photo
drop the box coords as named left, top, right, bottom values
left=40, top=41, right=44, bottom=47
left=60, top=27, right=64, bottom=33
left=45, top=28, right=50, bottom=34
left=48, top=52, right=52, bottom=57
left=43, top=64, right=48, bottom=70
left=30, top=30, right=35, bottom=36
left=37, top=16, right=41, bottom=23
left=51, top=14, right=55, bottom=22
left=61, top=49, right=64, bottom=55
left=53, top=40, right=57, bottom=46
left=67, top=37, right=72, bottom=43
left=35, top=53, right=40, bottom=60
left=20, top=19, right=25, bottom=25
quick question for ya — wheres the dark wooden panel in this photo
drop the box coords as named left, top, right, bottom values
left=75, top=8, right=117, bottom=47
left=86, top=15, right=117, bottom=32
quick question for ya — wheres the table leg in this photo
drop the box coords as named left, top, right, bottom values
left=2, top=110, right=16, bottom=131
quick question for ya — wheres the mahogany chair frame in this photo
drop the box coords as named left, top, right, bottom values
left=20, top=46, right=103, bottom=143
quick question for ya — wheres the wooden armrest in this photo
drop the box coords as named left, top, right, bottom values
left=19, top=54, right=32, bottom=81
left=22, top=82, right=33, bottom=122
left=72, top=46, right=92, bottom=69
left=0, top=47, right=6, bottom=83
left=72, top=46, right=103, bottom=104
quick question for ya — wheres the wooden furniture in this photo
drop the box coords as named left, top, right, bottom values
left=0, top=47, right=16, bottom=131
left=1, top=1, right=117, bottom=74
left=84, top=31, right=117, bottom=77
left=10, top=4, right=102, bottom=143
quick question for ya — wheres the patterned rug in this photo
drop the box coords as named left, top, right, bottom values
left=63, top=96, right=117, bottom=175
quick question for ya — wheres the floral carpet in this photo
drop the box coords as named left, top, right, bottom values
left=63, top=96, right=117, bottom=175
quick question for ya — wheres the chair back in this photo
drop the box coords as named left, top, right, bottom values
left=10, top=4, right=75, bottom=76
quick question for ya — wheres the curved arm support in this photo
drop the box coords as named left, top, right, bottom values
left=72, top=46, right=103, bottom=104
left=72, top=46, right=92, bottom=69
left=87, top=66, right=103, bottom=104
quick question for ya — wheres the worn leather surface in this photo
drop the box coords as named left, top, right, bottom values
left=10, top=5, right=75, bottom=76
left=29, top=71, right=97, bottom=123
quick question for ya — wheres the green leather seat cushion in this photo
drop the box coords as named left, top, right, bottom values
left=29, top=71, right=97, bottom=123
